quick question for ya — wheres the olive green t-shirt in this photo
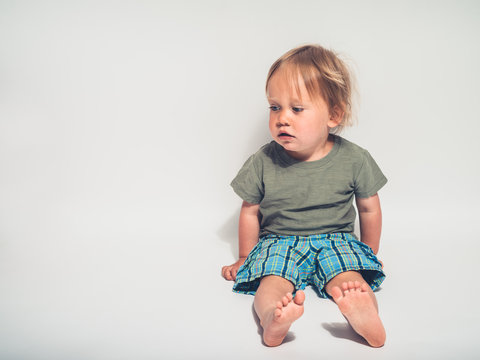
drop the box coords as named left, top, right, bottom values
left=231, top=135, right=387, bottom=237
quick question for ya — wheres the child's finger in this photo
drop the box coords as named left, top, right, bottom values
left=221, top=266, right=230, bottom=280
left=224, top=267, right=234, bottom=281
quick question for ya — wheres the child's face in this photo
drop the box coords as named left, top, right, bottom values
left=267, top=67, right=340, bottom=161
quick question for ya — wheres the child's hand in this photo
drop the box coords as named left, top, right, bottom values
left=221, top=257, right=247, bottom=281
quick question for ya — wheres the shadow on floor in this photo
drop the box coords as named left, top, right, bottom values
left=321, top=322, right=368, bottom=346
left=217, top=209, right=241, bottom=257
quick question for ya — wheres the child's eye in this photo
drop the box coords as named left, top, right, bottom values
left=292, top=107, right=304, bottom=113
left=269, top=105, right=280, bottom=111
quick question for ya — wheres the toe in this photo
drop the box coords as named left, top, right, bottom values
left=274, top=307, right=282, bottom=318
left=360, top=282, right=370, bottom=292
left=330, top=286, right=343, bottom=303
left=294, top=290, right=305, bottom=305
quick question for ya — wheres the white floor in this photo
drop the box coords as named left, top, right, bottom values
left=1, top=204, right=479, bottom=360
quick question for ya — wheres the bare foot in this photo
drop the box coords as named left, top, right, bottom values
left=330, top=281, right=386, bottom=347
left=262, top=290, right=305, bottom=347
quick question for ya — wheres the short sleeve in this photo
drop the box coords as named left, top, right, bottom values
left=354, top=150, right=387, bottom=198
left=230, top=154, right=264, bottom=204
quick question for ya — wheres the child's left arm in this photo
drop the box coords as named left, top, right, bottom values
left=355, top=193, right=382, bottom=255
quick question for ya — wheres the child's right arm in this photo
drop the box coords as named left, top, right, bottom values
left=221, top=200, right=260, bottom=281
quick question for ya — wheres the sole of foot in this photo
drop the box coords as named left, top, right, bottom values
left=263, top=290, right=305, bottom=347
left=331, top=281, right=386, bottom=348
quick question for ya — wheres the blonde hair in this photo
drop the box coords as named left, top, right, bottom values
left=266, top=44, right=355, bottom=133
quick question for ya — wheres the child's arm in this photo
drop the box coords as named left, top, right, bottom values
left=355, top=193, right=382, bottom=255
left=222, top=200, right=260, bottom=281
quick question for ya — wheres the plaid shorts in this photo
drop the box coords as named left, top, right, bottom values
left=233, top=233, right=385, bottom=298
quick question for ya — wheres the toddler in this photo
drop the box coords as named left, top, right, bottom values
left=222, top=44, right=387, bottom=348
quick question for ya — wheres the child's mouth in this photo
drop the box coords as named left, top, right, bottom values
left=279, top=133, right=294, bottom=138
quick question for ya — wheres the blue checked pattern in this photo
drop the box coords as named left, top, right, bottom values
left=233, top=233, right=385, bottom=298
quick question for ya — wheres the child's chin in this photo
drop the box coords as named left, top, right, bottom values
left=278, top=142, right=297, bottom=151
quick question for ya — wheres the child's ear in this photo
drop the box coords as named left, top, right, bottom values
left=328, top=105, right=344, bottom=128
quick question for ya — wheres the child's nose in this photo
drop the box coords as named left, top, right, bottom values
left=277, top=110, right=291, bottom=126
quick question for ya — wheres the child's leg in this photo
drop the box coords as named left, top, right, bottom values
left=325, top=271, right=386, bottom=348
left=253, top=275, right=305, bottom=347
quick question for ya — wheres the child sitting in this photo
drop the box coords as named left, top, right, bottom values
left=222, top=44, right=387, bottom=348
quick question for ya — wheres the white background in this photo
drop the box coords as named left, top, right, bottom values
left=1, top=1, right=479, bottom=359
